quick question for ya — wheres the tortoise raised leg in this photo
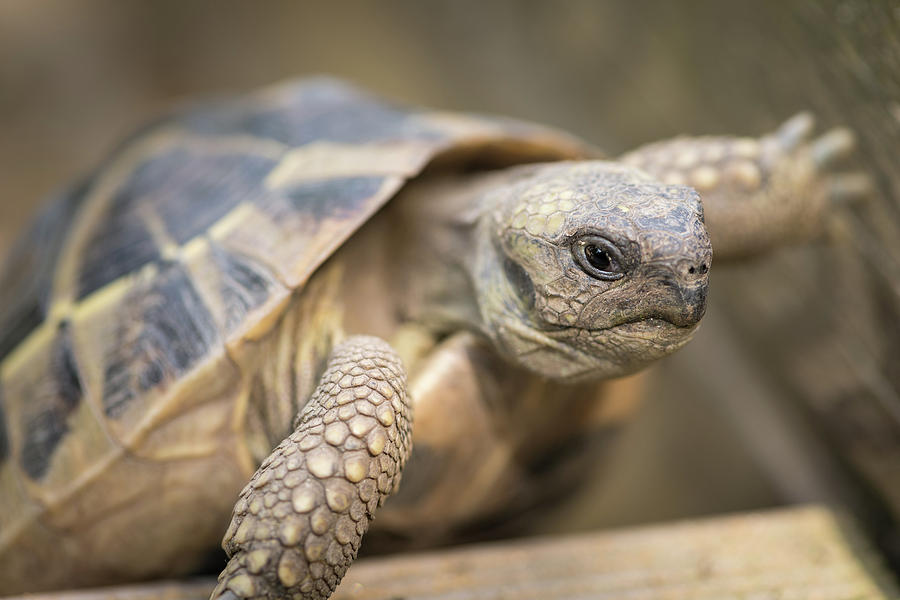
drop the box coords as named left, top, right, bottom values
left=621, top=113, right=871, bottom=258
left=210, top=336, right=412, bottom=600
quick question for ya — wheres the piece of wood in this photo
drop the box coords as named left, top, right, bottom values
left=6, top=506, right=896, bottom=600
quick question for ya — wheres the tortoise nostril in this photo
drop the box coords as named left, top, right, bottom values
left=687, top=263, right=708, bottom=277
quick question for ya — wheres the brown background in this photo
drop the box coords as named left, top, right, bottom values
left=2, top=0, right=899, bottom=567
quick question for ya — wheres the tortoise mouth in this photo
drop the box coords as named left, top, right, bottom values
left=496, top=312, right=700, bottom=382
left=606, top=317, right=700, bottom=344
left=567, top=318, right=700, bottom=381
left=534, top=315, right=699, bottom=355
left=540, top=314, right=694, bottom=335
left=607, top=315, right=702, bottom=334
left=611, top=315, right=680, bottom=329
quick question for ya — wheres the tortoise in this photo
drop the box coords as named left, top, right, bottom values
left=0, top=78, right=865, bottom=600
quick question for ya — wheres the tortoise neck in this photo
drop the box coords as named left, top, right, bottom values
left=385, top=169, right=515, bottom=338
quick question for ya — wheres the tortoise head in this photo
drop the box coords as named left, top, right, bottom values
left=474, top=161, right=712, bottom=382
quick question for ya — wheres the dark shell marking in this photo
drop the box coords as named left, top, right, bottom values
left=208, top=242, right=279, bottom=333
left=102, top=262, right=220, bottom=419
left=76, top=149, right=281, bottom=300
left=281, top=176, right=386, bottom=220
left=175, top=78, right=443, bottom=146
left=20, top=323, right=84, bottom=479
left=0, top=177, right=93, bottom=363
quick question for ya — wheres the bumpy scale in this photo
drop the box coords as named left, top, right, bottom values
left=621, top=113, right=869, bottom=258
left=211, top=337, right=412, bottom=600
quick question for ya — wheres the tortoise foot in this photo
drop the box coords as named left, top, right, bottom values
left=211, top=336, right=413, bottom=600
left=621, top=112, right=873, bottom=259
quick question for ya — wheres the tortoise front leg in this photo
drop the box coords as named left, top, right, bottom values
left=211, top=336, right=412, bottom=600
left=621, top=114, right=871, bottom=259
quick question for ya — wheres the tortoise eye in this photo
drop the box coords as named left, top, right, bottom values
left=573, top=236, right=625, bottom=280
left=585, top=245, right=612, bottom=271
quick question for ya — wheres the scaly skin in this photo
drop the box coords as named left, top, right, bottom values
left=211, top=337, right=412, bottom=600
left=621, top=114, right=870, bottom=258
left=471, top=161, right=711, bottom=381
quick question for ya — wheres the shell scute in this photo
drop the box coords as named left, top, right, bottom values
left=102, top=261, right=220, bottom=419
left=20, top=322, right=84, bottom=479
left=279, top=176, right=386, bottom=221
left=135, top=149, right=276, bottom=247
left=77, top=198, right=163, bottom=302
left=0, top=177, right=93, bottom=364
left=206, top=242, right=282, bottom=335
left=77, top=146, right=280, bottom=301
left=177, top=79, right=444, bottom=147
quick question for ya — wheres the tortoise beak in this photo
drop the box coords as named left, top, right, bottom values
left=624, top=264, right=709, bottom=329
left=673, top=280, right=708, bottom=328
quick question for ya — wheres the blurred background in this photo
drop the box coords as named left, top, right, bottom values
left=1, top=0, right=899, bottom=571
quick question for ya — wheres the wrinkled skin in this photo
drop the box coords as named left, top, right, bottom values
left=475, top=162, right=710, bottom=381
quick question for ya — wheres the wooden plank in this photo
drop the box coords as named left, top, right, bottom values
left=6, top=506, right=896, bottom=600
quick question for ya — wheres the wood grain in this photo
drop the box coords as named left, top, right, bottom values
left=6, top=506, right=895, bottom=600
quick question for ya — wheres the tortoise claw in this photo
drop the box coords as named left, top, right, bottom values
left=771, top=115, right=871, bottom=209
left=776, top=112, right=815, bottom=150
left=812, top=128, right=856, bottom=169
left=806, top=123, right=871, bottom=208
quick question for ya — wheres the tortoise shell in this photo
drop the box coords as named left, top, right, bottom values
left=0, top=78, right=589, bottom=589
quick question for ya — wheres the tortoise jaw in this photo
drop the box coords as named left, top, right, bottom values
left=610, top=313, right=701, bottom=331
left=560, top=319, right=700, bottom=382
left=496, top=314, right=699, bottom=382
left=606, top=317, right=700, bottom=349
